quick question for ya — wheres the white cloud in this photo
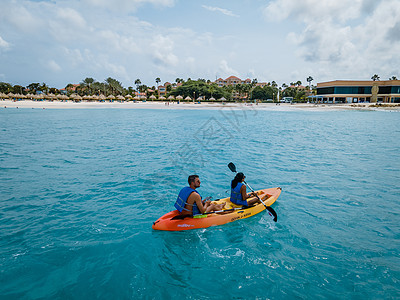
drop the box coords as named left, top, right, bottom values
left=150, top=35, right=179, bottom=67
left=202, top=5, right=239, bottom=17
left=97, top=30, right=140, bottom=54
left=82, top=0, right=175, bottom=12
left=0, top=1, right=43, bottom=34
left=0, top=36, right=10, bottom=50
left=56, top=7, right=86, bottom=29
left=49, top=8, right=88, bottom=42
left=0, top=0, right=398, bottom=87
left=47, top=60, right=62, bottom=72
left=264, top=0, right=400, bottom=80
left=218, top=60, right=239, bottom=77
left=263, top=0, right=361, bottom=23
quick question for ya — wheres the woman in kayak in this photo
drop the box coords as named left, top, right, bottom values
left=230, top=172, right=258, bottom=206
left=175, top=175, right=225, bottom=215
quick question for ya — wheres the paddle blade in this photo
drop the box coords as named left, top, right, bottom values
left=228, top=162, right=237, bottom=173
left=265, top=206, right=278, bottom=222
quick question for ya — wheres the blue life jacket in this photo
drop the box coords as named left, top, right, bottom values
left=174, top=186, right=201, bottom=214
left=230, top=181, right=244, bottom=204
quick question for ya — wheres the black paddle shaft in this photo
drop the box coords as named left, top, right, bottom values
left=227, top=162, right=277, bottom=222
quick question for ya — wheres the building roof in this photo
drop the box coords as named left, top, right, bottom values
left=226, top=76, right=241, bottom=81
left=318, top=80, right=400, bottom=87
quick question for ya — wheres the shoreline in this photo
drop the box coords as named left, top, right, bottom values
left=1, top=99, right=399, bottom=111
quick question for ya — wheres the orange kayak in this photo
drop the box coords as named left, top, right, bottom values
left=152, top=187, right=281, bottom=231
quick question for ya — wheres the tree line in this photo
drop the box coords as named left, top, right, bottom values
left=1, top=76, right=318, bottom=102
left=2, top=74, right=398, bottom=102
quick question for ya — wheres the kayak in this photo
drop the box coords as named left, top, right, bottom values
left=152, top=187, right=281, bottom=231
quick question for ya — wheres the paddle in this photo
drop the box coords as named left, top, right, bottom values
left=228, top=162, right=278, bottom=222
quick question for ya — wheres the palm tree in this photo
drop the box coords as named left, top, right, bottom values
left=135, top=79, right=141, bottom=96
left=155, top=77, right=161, bottom=87
left=39, top=82, right=48, bottom=94
left=105, top=77, right=124, bottom=95
left=249, top=79, right=257, bottom=100
left=371, top=74, right=380, bottom=81
left=306, top=76, right=313, bottom=87
left=81, top=77, right=95, bottom=95
left=234, top=84, right=244, bottom=101
left=27, top=83, right=40, bottom=94
left=307, top=76, right=314, bottom=100
left=389, top=76, right=398, bottom=80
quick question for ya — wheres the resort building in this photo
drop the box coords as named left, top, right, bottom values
left=316, top=80, right=400, bottom=103
left=157, top=82, right=182, bottom=98
left=215, top=76, right=252, bottom=87
left=157, top=85, right=166, bottom=97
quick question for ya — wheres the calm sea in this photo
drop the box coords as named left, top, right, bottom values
left=1, top=106, right=399, bottom=299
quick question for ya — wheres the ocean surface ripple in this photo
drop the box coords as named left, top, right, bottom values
left=1, top=107, right=399, bottom=299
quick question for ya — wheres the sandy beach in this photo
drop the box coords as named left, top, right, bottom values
left=1, top=99, right=399, bottom=111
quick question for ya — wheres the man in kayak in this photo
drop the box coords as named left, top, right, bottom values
left=174, top=175, right=225, bottom=215
left=230, top=172, right=258, bottom=206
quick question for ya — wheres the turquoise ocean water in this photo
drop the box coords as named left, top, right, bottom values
left=1, top=106, right=399, bottom=299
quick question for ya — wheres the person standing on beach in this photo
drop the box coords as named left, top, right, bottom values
left=230, top=172, right=258, bottom=206
left=174, top=175, right=224, bottom=215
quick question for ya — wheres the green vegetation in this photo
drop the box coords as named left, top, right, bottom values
left=0, top=76, right=317, bottom=103
left=168, top=79, right=232, bottom=101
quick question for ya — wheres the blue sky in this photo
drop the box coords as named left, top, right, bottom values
left=0, top=0, right=399, bottom=89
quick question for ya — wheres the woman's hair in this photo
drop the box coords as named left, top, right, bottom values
left=231, top=172, right=244, bottom=189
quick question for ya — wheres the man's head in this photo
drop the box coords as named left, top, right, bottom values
left=188, top=175, right=200, bottom=189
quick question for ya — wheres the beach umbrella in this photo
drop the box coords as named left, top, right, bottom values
left=185, top=96, right=192, bottom=101
left=209, top=97, right=216, bottom=101
left=176, top=95, right=183, bottom=100
left=219, top=97, right=226, bottom=101
left=149, top=95, right=156, bottom=100
left=133, top=96, right=140, bottom=100
left=26, top=93, right=35, bottom=100
left=159, top=96, right=166, bottom=100
left=167, top=95, right=175, bottom=100
left=107, top=95, right=115, bottom=102
left=35, top=94, right=45, bottom=101
left=48, top=93, right=56, bottom=100
left=125, top=94, right=133, bottom=101
left=116, top=95, right=125, bottom=101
